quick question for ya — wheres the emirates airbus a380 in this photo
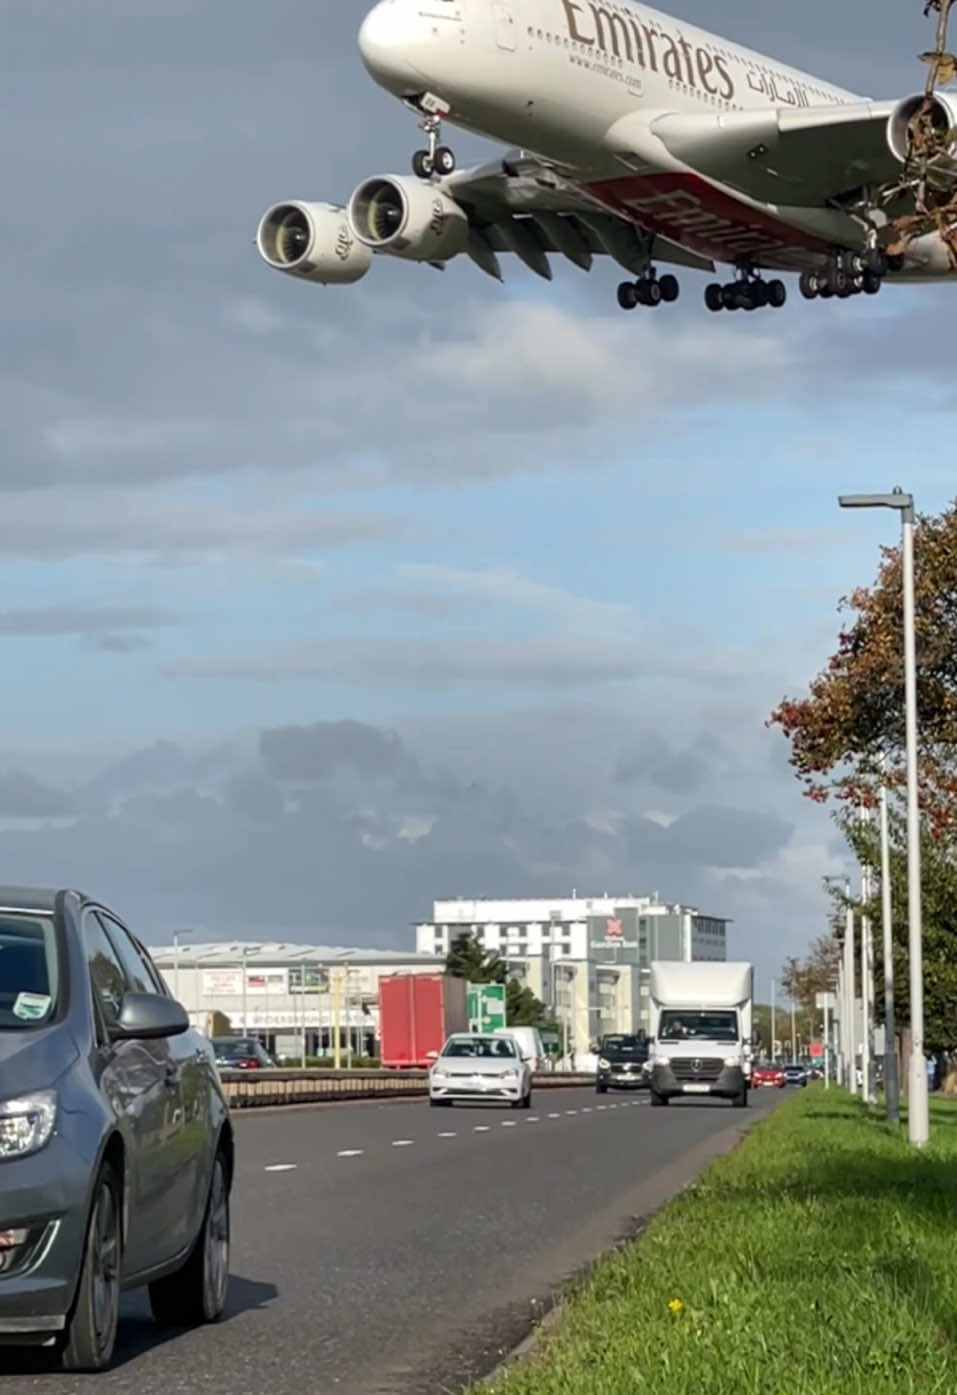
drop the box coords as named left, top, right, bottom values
left=256, top=0, right=957, bottom=312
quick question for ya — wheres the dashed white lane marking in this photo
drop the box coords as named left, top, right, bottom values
left=474, top=1125, right=491, bottom=1132
left=337, top=1149, right=364, bottom=1158
left=438, top=1131, right=457, bottom=1138
left=527, top=1116, right=539, bottom=1122
left=548, top=1112, right=560, bottom=1118
left=392, top=1139, right=413, bottom=1147
left=596, top=1105, right=607, bottom=1111
left=609, top=1104, right=618, bottom=1109
left=264, top=1163, right=297, bottom=1172
left=501, top=1120, right=517, bottom=1127
left=582, top=1107, right=592, bottom=1113
left=565, top=1109, right=578, bottom=1116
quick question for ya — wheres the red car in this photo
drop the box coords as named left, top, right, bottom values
left=751, top=1064, right=786, bottom=1088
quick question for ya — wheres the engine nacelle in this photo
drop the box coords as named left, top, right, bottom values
left=347, top=176, right=469, bottom=262
left=887, top=90, right=957, bottom=190
left=256, top=201, right=372, bottom=284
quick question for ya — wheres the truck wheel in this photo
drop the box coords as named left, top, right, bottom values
left=733, top=1089, right=748, bottom=1108
left=650, top=1091, right=668, bottom=1107
left=596, top=1083, right=607, bottom=1094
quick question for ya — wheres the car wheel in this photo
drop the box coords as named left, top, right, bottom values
left=522, top=1088, right=533, bottom=1110
left=61, top=1163, right=122, bottom=1372
left=596, top=1082, right=607, bottom=1094
left=149, top=1152, right=230, bottom=1327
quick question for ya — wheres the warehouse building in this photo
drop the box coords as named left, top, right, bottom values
left=149, top=941, right=444, bottom=1059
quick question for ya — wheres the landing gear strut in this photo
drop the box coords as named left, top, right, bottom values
left=409, top=97, right=456, bottom=179
left=616, top=270, right=679, bottom=309
left=704, top=268, right=786, bottom=312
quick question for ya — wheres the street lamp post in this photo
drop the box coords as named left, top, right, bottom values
left=859, top=806, right=874, bottom=1107
left=172, top=929, right=193, bottom=1004
left=838, top=489, right=927, bottom=1147
left=878, top=754, right=900, bottom=1124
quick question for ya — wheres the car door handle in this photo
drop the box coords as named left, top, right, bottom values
left=164, top=1064, right=181, bottom=1091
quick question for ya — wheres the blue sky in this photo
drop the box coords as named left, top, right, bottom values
left=0, top=0, right=951, bottom=987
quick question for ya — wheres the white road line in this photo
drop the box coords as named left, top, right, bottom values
left=582, top=1107, right=592, bottom=1113
left=526, top=1116, right=539, bottom=1122
left=337, top=1149, right=364, bottom=1158
left=501, top=1120, right=517, bottom=1127
left=437, top=1131, right=457, bottom=1138
left=392, top=1139, right=414, bottom=1147
left=548, top=1112, right=560, bottom=1118
left=609, top=1104, right=618, bottom=1109
left=264, top=1163, right=297, bottom=1172
left=596, top=1105, right=607, bottom=1111
left=474, top=1125, right=491, bottom=1132
left=565, top=1109, right=578, bottom=1116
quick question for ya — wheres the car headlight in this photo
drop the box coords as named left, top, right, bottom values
left=500, top=1069, right=519, bottom=1079
left=724, top=1056, right=741, bottom=1068
left=0, top=1090, right=56, bottom=1160
left=431, top=1069, right=447, bottom=1080
left=598, top=1058, right=610, bottom=1070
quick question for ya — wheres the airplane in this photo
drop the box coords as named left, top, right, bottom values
left=255, top=0, right=957, bottom=313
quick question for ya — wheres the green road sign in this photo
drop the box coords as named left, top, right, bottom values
left=467, top=982, right=506, bottom=1033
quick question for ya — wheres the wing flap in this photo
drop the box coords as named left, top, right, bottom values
left=650, top=101, right=899, bottom=206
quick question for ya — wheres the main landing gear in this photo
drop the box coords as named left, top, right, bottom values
left=798, top=249, right=903, bottom=301
left=410, top=104, right=456, bottom=180
left=704, top=271, right=786, bottom=313
left=616, top=271, right=680, bottom=309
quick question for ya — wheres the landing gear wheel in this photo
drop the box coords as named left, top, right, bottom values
left=636, top=277, right=662, bottom=306
left=799, top=270, right=819, bottom=299
left=617, top=280, right=639, bottom=310
left=412, top=149, right=434, bottom=179
left=658, top=273, right=679, bottom=302
left=767, top=278, right=787, bottom=308
left=721, top=283, right=738, bottom=310
left=149, top=1152, right=230, bottom=1327
left=865, top=247, right=888, bottom=276
left=433, top=145, right=456, bottom=176
left=862, top=268, right=882, bottom=295
left=60, top=1165, right=121, bottom=1372
left=704, top=282, right=723, bottom=312
left=737, top=285, right=757, bottom=311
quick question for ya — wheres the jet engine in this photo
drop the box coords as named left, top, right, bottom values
left=347, top=176, right=469, bottom=261
left=887, top=91, right=957, bottom=190
left=256, top=202, right=373, bottom=284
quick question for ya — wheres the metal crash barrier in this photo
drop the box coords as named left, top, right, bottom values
left=219, top=1069, right=597, bottom=1108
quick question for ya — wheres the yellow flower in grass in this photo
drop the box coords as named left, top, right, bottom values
left=668, top=1298, right=685, bottom=1316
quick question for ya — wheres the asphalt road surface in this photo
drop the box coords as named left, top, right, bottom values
left=5, top=1086, right=780, bottom=1394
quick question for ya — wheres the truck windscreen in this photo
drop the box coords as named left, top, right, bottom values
left=658, top=1010, right=738, bottom=1042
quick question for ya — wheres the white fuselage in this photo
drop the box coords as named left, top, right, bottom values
left=356, top=0, right=912, bottom=273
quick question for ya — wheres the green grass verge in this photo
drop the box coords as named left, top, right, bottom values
left=477, top=1088, right=957, bottom=1395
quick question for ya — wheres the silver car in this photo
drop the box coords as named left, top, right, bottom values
left=428, top=1032, right=533, bottom=1108
left=0, top=886, right=233, bottom=1371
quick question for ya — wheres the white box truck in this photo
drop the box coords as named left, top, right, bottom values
left=647, top=961, right=753, bottom=1108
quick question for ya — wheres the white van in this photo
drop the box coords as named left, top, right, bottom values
left=493, top=1026, right=546, bottom=1072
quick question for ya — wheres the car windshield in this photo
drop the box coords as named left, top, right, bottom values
left=0, top=914, right=59, bottom=1030
left=212, top=1038, right=260, bottom=1058
left=602, top=1035, right=646, bottom=1056
left=442, top=1036, right=517, bottom=1058
left=658, top=1010, right=738, bottom=1043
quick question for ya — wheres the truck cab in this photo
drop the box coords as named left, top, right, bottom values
left=647, top=962, right=753, bottom=1108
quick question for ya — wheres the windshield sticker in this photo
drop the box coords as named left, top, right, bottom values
left=13, top=991, right=51, bottom=1021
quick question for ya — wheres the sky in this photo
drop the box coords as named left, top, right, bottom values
left=0, top=0, right=953, bottom=991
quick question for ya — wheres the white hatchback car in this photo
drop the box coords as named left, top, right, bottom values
left=428, top=1033, right=533, bottom=1109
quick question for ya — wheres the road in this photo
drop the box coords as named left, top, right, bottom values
left=5, top=1086, right=779, bottom=1394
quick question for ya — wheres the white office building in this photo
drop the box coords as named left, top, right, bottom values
left=416, top=893, right=728, bottom=1051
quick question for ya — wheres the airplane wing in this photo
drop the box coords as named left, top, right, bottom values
left=643, top=101, right=900, bottom=208
left=442, top=152, right=716, bottom=280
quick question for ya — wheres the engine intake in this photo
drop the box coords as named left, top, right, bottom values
left=348, top=176, right=469, bottom=262
left=887, top=91, right=957, bottom=190
left=256, top=202, right=372, bottom=284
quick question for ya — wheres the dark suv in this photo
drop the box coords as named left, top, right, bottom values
left=0, top=886, right=233, bottom=1371
left=596, top=1034, right=650, bottom=1093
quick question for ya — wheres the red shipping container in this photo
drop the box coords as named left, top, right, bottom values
left=379, top=974, right=468, bottom=1068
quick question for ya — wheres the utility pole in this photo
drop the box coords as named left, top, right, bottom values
left=860, top=806, right=874, bottom=1107
left=790, top=1001, right=797, bottom=1062
left=878, top=756, right=900, bottom=1123
left=771, top=978, right=776, bottom=1063
left=844, top=879, right=857, bottom=1093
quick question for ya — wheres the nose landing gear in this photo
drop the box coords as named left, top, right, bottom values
left=616, top=271, right=679, bottom=309
left=409, top=96, right=456, bottom=179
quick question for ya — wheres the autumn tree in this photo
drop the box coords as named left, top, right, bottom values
left=769, top=500, right=957, bottom=1049
left=780, top=934, right=842, bottom=1019
left=444, top=931, right=550, bottom=1029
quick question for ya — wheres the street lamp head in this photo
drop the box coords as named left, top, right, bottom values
left=838, top=491, right=914, bottom=512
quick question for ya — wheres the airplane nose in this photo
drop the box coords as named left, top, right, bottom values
left=358, top=0, right=426, bottom=91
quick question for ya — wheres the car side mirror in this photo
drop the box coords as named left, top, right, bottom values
left=109, top=992, right=190, bottom=1042
left=425, top=1050, right=439, bottom=1061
